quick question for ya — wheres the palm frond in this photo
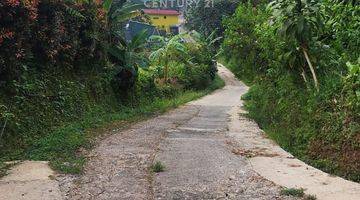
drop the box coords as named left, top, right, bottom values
left=149, top=47, right=165, bottom=61
left=129, top=30, right=148, bottom=50
left=107, top=45, right=126, bottom=61
left=103, top=0, right=113, bottom=13
left=111, top=3, right=145, bottom=19
left=114, top=10, right=142, bottom=23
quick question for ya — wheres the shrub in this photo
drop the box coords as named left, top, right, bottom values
left=149, top=34, right=217, bottom=90
left=221, top=2, right=270, bottom=84
left=280, top=188, right=304, bottom=197
left=0, top=1, right=105, bottom=83
left=151, top=161, right=165, bottom=173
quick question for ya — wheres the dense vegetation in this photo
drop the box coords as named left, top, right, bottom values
left=0, top=0, right=222, bottom=173
left=221, top=1, right=359, bottom=181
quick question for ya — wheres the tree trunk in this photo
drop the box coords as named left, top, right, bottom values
left=302, top=47, right=319, bottom=91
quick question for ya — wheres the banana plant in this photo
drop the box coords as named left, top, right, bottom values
left=103, top=0, right=144, bottom=26
left=107, top=30, right=149, bottom=75
left=149, top=35, right=188, bottom=81
left=101, top=0, right=148, bottom=78
left=189, top=30, right=222, bottom=56
left=335, top=0, right=359, bottom=6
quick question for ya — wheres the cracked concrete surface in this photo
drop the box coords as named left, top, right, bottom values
left=59, top=65, right=296, bottom=200
left=0, top=161, right=62, bottom=200
left=2, top=64, right=359, bottom=200
left=226, top=70, right=360, bottom=200
left=56, top=65, right=360, bottom=200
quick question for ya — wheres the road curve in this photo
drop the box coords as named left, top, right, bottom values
left=58, top=64, right=360, bottom=200
left=58, top=65, right=293, bottom=200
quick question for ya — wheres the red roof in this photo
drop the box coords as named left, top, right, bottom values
left=143, top=9, right=180, bottom=16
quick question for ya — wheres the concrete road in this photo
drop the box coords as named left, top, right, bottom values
left=3, top=64, right=358, bottom=200
left=59, top=65, right=295, bottom=200
left=0, top=161, right=62, bottom=200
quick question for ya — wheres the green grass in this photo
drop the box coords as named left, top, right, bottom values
left=0, top=161, right=19, bottom=178
left=280, top=187, right=317, bottom=199
left=0, top=76, right=224, bottom=174
left=0, top=162, right=11, bottom=177
left=150, top=161, right=165, bottom=173
left=280, top=188, right=305, bottom=197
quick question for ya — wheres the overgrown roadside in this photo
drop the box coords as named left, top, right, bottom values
left=0, top=0, right=223, bottom=177
left=0, top=76, right=224, bottom=176
left=221, top=1, right=360, bottom=182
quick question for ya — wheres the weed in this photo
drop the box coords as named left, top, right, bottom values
left=280, top=188, right=305, bottom=197
left=0, top=161, right=17, bottom=178
left=151, top=161, right=165, bottom=173
left=0, top=162, right=9, bottom=177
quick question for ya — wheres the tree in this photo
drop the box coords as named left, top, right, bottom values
left=184, top=0, right=239, bottom=39
left=189, top=30, right=222, bottom=56
left=101, top=0, right=148, bottom=91
left=102, top=0, right=144, bottom=40
left=270, top=0, right=324, bottom=91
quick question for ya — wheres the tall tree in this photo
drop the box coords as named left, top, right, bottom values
left=184, top=0, right=239, bottom=38
left=270, top=0, right=324, bottom=91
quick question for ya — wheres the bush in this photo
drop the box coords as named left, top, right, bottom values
left=150, top=161, right=165, bottom=173
left=280, top=188, right=305, bottom=197
left=149, top=34, right=217, bottom=91
left=221, top=2, right=270, bottom=84
left=0, top=0, right=112, bottom=156
left=0, top=0, right=105, bottom=82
